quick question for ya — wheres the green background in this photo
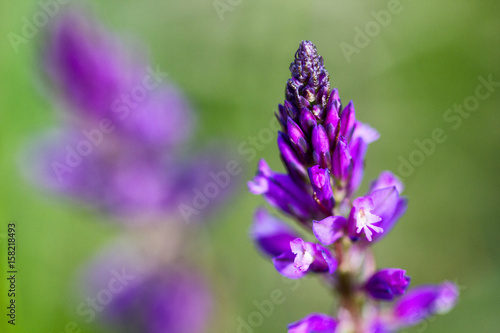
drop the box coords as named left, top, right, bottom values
left=1, top=0, right=499, bottom=332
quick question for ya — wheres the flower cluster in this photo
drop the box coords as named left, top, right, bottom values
left=81, top=235, right=212, bottom=333
left=249, top=41, right=458, bottom=332
left=25, top=9, right=236, bottom=333
left=25, top=9, right=234, bottom=224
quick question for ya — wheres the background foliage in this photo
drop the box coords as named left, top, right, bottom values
left=1, top=0, right=499, bottom=332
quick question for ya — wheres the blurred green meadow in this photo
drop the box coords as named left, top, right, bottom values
left=1, top=0, right=500, bottom=332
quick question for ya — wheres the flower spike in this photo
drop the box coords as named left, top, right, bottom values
left=248, top=41, right=457, bottom=331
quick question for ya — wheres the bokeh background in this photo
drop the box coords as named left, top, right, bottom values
left=1, top=0, right=499, bottom=332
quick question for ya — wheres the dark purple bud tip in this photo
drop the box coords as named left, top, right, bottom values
left=365, top=269, right=411, bottom=301
left=290, top=41, right=329, bottom=86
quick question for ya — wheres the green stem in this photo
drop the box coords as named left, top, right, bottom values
left=335, top=237, right=364, bottom=332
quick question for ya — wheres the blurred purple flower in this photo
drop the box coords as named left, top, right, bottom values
left=82, top=241, right=211, bottom=333
left=392, top=282, right=459, bottom=328
left=43, top=9, right=193, bottom=148
left=25, top=9, right=238, bottom=224
left=105, top=268, right=211, bottom=333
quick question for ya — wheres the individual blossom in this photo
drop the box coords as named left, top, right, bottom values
left=365, top=269, right=411, bottom=301
left=272, top=238, right=337, bottom=279
left=248, top=159, right=324, bottom=224
left=248, top=41, right=458, bottom=331
left=251, top=208, right=337, bottom=279
left=288, top=313, right=338, bottom=333
left=251, top=208, right=300, bottom=257
left=346, top=171, right=408, bottom=243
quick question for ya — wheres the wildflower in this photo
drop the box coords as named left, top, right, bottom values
left=249, top=40, right=458, bottom=331
left=25, top=9, right=236, bottom=224
left=82, top=241, right=212, bottom=333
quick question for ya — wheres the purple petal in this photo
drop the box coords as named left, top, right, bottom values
left=273, top=250, right=307, bottom=279
left=278, top=132, right=308, bottom=180
left=347, top=187, right=405, bottom=242
left=290, top=238, right=317, bottom=273
left=339, top=101, right=356, bottom=141
left=370, top=187, right=399, bottom=220
left=369, top=171, right=404, bottom=194
left=308, top=166, right=335, bottom=214
left=393, top=282, right=459, bottom=328
left=346, top=136, right=367, bottom=196
left=249, top=160, right=320, bottom=222
left=299, top=108, right=317, bottom=135
left=288, top=313, right=338, bottom=333
left=273, top=238, right=336, bottom=279
left=284, top=100, right=300, bottom=120
left=312, top=124, right=331, bottom=168
left=365, top=269, right=411, bottom=301
left=324, top=90, right=340, bottom=141
left=312, top=216, right=347, bottom=245
left=251, top=208, right=299, bottom=257
left=370, top=197, right=408, bottom=243
left=290, top=239, right=337, bottom=274
left=352, top=121, right=380, bottom=144
left=332, top=136, right=352, bottom=180
left=287, top=117, right=309, bottom=156
left=43, top=10, right=194, bottom=148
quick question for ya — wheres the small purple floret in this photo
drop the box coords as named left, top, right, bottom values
left=288, top=313, right=338, bottom=333
left=365, top=269, right=411, bottom=301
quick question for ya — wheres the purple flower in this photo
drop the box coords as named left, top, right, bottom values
left=25, top=130, right=235, bottom=224
left=273, top=41, right=379, bottom=214
left=347, top=172, right=407, bottom=242
left=108, top=269, right=211, bottom=333
left=392, top=281, right=459, bottom=328
left=273, top=238, right=337, bottom=279
left=83, top=244, right=211, bottom=333
left=251, top=208, right=300, bottom=257
left=25, top=9, right=237, bottom=225
left=369, top=171, right=404, bottom=194
left=346, top=122, right=380, bottom=196
left=348, top=196, right=384, bottom=242
left=248, top=159, right=323, bottom=224
left=308, top=166, right=335, bottom=214
left=331, top=135, right=352, bottom=182
left=288, top=313, right=338, bottom=333
left=252, top=41, right=381, bottom=231
left=249, top=40, right=456, bottom=331
left=43, top=9, right=193, bottom=149
left=365, top=269, right=411, bottom=301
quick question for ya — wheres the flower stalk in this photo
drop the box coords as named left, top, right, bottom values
left=249, top=41, right=458, bottom=332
